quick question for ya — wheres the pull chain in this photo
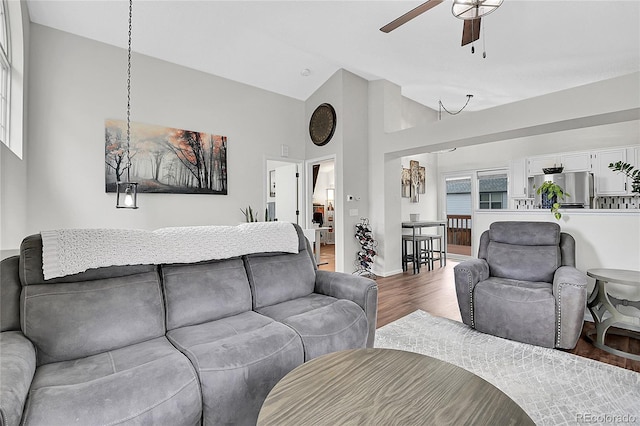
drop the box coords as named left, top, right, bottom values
left=126, top=0, right=132, bottom=182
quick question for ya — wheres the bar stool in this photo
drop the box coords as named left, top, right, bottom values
left=419, top=234, right=444, bottom=270
left=402, top=234, right=431, bottom=273
left=402, top=235, right=417, bottom=273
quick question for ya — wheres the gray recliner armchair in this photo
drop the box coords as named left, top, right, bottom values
left=454, top=221, right=587, bottom=349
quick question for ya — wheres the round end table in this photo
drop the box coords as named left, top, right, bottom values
left=586, top=268, right=640, bottom=361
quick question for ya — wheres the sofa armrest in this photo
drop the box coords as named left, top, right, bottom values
left=453, top=259, right=490, bottom=327
left=553, top=266, right=588, bottom=349
left=1, top=331, right=36, bottom=426
left=314, top=270, right=378, bottom=348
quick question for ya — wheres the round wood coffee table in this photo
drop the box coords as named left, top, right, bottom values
left=257, top=348, right=534, bottom=425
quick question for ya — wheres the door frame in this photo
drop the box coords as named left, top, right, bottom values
left=440, top=170, right=476, bottom=258
left=305, top=154, right=339, bottom=270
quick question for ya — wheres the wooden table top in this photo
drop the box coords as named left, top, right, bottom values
left=257, top=348, right=534, bottom=426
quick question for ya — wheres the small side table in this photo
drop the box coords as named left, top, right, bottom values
left=586, top=268, right=640, bottom=361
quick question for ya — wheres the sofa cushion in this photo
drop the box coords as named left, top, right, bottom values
left=1, top=256, right=21, bottom=332
left=167, top=311, right=303, bottom=425
left=22, top=271, right=165, bottom=365
left=257, top=296, right=368, bottom=361
left=486, top=241, right=560, bottom=283
left=162, top=258, right=252, bottom=330
left=489, top=221, right=560, bottom=246
left=0, top=331, right=36, bottom=426
left=244, top=251, right=316, bottom=309
left=21, top=337, right=201, bottom=426
left=474, top=277, right=556, bottom=347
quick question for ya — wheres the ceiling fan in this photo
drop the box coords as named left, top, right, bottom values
left=380, top=0, right=504, bottom=47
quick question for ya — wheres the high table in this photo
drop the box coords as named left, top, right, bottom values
left=586, top=268, right=640, bottom=361
left=402, top=220, right=447, bottom=273
left=302, top=227, right=331, bottom=265
left=257, top=348, right=534, bottom=425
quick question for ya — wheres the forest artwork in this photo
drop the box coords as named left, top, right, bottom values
left=105, top=120, right=227, bottom=195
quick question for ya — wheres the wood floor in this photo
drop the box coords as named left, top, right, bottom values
left=318, top=245, right=640, bottom=373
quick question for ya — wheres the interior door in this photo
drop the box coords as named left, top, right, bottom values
left=275, top=163, right=299, bottom=224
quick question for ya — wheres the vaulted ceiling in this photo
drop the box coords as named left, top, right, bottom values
left=26, top=1, right=640, bottom=111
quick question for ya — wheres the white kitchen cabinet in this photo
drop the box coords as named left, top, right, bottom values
left=527, top=155, right=560, bottom=176
left=593, top=148, right=627, bottom=195
left=560, top=152, right=592, bottom=172
left=509, top=158, right=528, bottom=198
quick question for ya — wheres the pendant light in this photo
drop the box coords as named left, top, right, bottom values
left=116, top=0, right=138, bottom=209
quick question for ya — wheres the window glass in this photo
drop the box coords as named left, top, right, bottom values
left=0, top=0, right=8, bottom=148
left=477, top=170, right=508, bottom=210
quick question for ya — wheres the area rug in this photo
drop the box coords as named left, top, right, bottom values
left=375, top=310, right=640, bottom=426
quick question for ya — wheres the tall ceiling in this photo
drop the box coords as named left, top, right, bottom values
left=26, top=0, right=640, bottom=111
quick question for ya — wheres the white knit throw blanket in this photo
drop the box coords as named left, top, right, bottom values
left=40, top=222, right=299, bottom=280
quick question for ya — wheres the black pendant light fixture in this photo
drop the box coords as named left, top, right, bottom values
left=116, top=0, right=138, bottom=209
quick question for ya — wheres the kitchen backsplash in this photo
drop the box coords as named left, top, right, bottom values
left=514, top=196, right=639, bottom=210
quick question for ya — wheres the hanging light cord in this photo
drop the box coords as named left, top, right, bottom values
left=126, top=0, right=132, bottom=182
left=438, top=94, right=473, bottom=120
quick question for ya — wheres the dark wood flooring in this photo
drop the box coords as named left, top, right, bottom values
left=318, top=245, right=640, bottom=373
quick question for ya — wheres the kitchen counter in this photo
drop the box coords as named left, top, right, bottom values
left=483, top=209, right=639, bottom=215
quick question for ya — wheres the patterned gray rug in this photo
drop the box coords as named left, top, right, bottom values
left=375, top=310, right=640, bottom=426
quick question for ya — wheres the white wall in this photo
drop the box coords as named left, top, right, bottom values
left=23, top=24, right=304, bottom=242
left=368, top=73, right=640, bottom=276
left=437, top=120, right=640, bottom=175
left=305, top=69, right=369, bottom=273
left=0, top=1, right=30, bottom=252
left=400, top=153, right=438, bottom=222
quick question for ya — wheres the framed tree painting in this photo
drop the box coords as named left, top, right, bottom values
left=105, top=119, right=228, bottom=195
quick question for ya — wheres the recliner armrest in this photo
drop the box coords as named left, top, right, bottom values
left=552, top=266, right=588, bottom=349
left=0, top=331, right=36, bottom=426
left=314, top=270, right=378, bottom=348
left=453, top=259, right=490, bottom=327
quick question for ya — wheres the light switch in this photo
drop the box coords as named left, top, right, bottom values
left=349, top=209, right=359, bottom=217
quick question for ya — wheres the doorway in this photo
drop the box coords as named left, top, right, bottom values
left=308, top=158, right=336, bottom=271
left=444, top=175, right=472, bottom=257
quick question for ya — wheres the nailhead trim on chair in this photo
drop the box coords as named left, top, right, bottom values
left=556, top=282, right=563, bottom=347
left=459, top=268, right=475, bottom=328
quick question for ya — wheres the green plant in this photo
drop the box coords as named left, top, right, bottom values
left=608, top=161, right=640, bottom=194
left=240, top=206, right=258, bottom=222
left=535, top=181, right=569, bottom=220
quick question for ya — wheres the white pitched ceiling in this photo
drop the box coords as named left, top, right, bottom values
left=26, top=0, right=640, bottom=111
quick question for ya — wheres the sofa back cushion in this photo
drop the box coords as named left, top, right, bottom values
left=162, top=259, right=252, bottom=330
left=1, top=256, right=21, bottom=332
left=244, top=226, right=316, bottom=309
left=19, top=234, right=164, bottom=366
left=484, top=222, right=561, bottom=283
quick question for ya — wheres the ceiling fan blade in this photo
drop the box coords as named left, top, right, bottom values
left=461, top=18, right=481, bottom=46
left=380, top=0, right=444, bottom=33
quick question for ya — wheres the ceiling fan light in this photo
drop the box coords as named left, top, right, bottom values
left=452, top=0, right=503, bottom=20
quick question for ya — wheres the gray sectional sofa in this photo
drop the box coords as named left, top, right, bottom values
left=0, top=224, right=378, bottom=426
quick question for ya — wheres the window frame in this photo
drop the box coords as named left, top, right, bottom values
left=0, top=0, right=10, bottom=150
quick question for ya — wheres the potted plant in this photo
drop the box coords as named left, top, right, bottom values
left=240, top=206, right=259, bottom=222
left=608, top=161, right=640, bottom=194
left=535, top=181, right=569, bottom=220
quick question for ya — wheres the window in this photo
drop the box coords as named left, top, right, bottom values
left=0, top=0, right=24, bottom=158
left=477, top=170, right=508, bottom=210
left=0, top=0, right=9, bottom=148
